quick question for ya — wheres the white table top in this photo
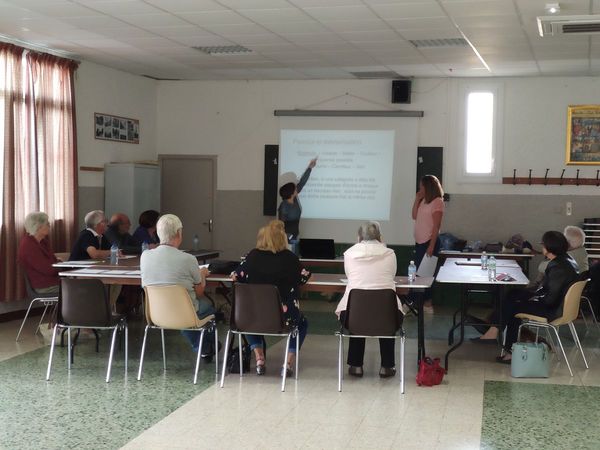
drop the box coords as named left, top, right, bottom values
left=436, top=258, right=529, bottom=285
left=444, top=257, right=521, bottom=269
left=59, top=269, right=435, bottom=289
left=440, top=250, right=534, bottom=259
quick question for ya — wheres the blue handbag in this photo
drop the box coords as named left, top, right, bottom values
left=511, top=342, right=550, bottom=378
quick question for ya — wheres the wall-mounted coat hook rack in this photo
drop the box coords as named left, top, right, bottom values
left=503, top=168, right=600, bottom=186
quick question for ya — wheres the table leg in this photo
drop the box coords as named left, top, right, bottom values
left=417, top=298, right=425, bottom=364
left=444, top=284, right=466, bottom=372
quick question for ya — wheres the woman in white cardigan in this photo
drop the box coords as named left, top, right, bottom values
left=335, top=221, right=404, bottom=378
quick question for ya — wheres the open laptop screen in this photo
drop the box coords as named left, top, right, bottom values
left=299, top=238, right=336, bottom=259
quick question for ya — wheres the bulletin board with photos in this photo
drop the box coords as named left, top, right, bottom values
left=94, top=113, right=139, bottom=144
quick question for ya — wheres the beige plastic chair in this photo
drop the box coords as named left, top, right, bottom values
left=516, top=279, right=590, bottom=377
left=137, top=285, right=217, bottom=384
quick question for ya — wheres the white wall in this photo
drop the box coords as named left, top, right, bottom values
left=154, top=76, right=600, bottom=244
left=156, top=77, right=600, bottom=194
left=75, top=61, right=157, bottom=189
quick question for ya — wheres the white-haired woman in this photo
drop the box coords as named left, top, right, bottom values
left=17, top=212, right=60, bottom=294
left=335, top=221, right=404, bottom=378
left=69, top=210, right=111, bottom=260
left=564, top=225, right=589, bottom=273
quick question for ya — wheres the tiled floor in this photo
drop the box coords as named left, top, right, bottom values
left=2, top=300, right=600, bottom=449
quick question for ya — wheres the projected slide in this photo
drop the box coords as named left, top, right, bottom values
left=280, top=129, right=395, bottom=220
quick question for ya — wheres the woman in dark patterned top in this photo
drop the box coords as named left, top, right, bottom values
left=232, top=220, right=310, bottom=376
left=278, top=157, right=317, bottom=240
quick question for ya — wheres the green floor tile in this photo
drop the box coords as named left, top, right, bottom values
left=0, top=325, right=218, bottom=450
left=481, top=381, right=600, bottom=450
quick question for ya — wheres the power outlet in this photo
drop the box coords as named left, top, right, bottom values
left=566, top=201, right=572, bottom=216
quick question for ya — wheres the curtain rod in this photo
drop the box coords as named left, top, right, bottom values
left=274, top=110, right=423, bottom=117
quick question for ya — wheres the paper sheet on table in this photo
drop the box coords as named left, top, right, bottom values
left=417, top=255, right=438, bottom=277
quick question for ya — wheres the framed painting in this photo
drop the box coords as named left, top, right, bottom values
left=566, top=105, right=600, bottom=165
left=94, top=113, right=139, bottom=144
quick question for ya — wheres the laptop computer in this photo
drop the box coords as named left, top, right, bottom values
left=299, top=238, right=336, bottom=259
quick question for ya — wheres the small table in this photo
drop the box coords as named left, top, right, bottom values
left=436, top=258, right=529, bottom=370
left=439, top=250, right=534, bottom=275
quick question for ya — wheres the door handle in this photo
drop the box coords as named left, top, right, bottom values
left=202, top=219, right=213, bottom=232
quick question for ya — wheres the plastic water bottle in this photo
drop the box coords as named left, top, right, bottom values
left=141, top=241, right=149, bottom=253
left=110, top=244, right=119, bottom=265
left=192, top=234, right=200, bottom=251
left=488, top=256, right=497, bottom=281
left=480, top=251, right=488, bottom=270
left=408, top=260, right=417, bottom=283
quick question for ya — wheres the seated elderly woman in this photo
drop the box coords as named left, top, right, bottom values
left=335, top=221, right=404, bottom=378
left=476, top=231, right=578, bottom=362
left=232, top=220, right=311, bottom=376
left=564, top=225, right=588, bottom=274
left=69, top=210, right=112, bottom=260
left=17, top=212, right=61, bottom=295
left=140, top=214, right=217, bottom=357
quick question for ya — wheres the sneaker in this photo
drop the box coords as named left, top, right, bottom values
left=348, top=366, right=363, bottom=377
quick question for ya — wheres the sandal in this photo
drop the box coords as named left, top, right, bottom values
left=256, top=358, right=266, bottom=376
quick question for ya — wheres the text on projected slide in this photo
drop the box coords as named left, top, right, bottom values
left=280, top=130, right=395, bottom=220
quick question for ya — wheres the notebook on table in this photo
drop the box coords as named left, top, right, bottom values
left=299, top=238, right=336, bottom=259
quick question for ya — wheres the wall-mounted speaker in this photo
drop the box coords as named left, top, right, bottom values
left=263, top=145, right=279, bottom=216
left=392, top=79, right=412, bottom=104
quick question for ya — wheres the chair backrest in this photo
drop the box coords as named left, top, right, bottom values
left=144, top=285, right=201, bottom=329
left=231, top=283, right=286, bottom=334
left=555, top=279, right=589, bottom=325
left=59, top=278, right=112, bottom=327
left=344, top=289, right=402, bottom=336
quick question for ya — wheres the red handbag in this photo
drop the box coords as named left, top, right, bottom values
left=416, top=357, right=445, bottom=386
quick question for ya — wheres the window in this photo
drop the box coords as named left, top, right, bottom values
left=458, top=83, right=503, bottom=182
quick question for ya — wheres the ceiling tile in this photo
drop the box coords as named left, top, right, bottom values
left=237, top=8, right=309, bottom=24
left=396, top=28, right=462, bottom=40
left=324, top=20, right=391, bottom=32
left=228, top=34, right=289, bottom=45
left=337, top=30, right=400, bottom=42
left=119, top=13, right=191, bottom=28
left=176, top=10, right=251, bottom=26
left=441, top=0, right=518, bottom=17
left=290, top=0, right=363, bottom=6
left=261, top=21, right=329, bottom=34
left=370, top=3, right=446, bottom=19
left=386, top=17, right=456, bottom=30
left=297, top=67, right=354, bottom=79
left=81, top=0, right=161, bottom=15
left=200, top=23, right=267, bottom=36
left=219, top=0, right=290, bottom=8
left=250, top=67, right=307, bottom=79
left=141, top=0, right=226, bottom=13
left=303, top=5, right=379, bottom=21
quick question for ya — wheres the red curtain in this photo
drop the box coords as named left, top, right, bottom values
left=0, top=43, right=79, bottom=302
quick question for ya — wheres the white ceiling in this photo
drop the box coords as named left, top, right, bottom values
left=1, top=0, right=600, bottom=79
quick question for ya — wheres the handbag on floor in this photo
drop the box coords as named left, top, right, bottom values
left=511, top=342, right=549, bottom=378
left=416, top=357, right=445, bottom=386
left=227, top=343, right=251, bottom=374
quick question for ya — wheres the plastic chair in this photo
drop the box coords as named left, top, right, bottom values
left=516, top=279, right=590, bottom=377
left=16, top=273, right=58, bottom=341
left=137, top=285, right=217, bottom=385
left=46, top=278, right=128, bottom=382
left=336, top=289, right=405, bottom=393
left=220, top=283, right=299, bottom=392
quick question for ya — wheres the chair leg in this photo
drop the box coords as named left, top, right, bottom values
left=193, top=330, right=205, bottom=385
left=568, top=322, right=589, bottom=369
left=295, top=328, right=299, bottom=380
left=214, top=324, right=219, bottom=375
left=580, top=308, right=589, bottom=329
left=281, top=333, right=291, bottom=392
left=583, top=297, right=600, bottom=331
left=35, top=303, right=50, bottom=336
left=220, top=330, right=231, bottom=388
left=338, top=334, right=343, bottom=392
left=500, top=326, right=507, bottom=357
left=400, top=335, right=405, bottom=394
left=238, top=335, right=243, bottom=377
left=137, top=325, right=149, bottom=381
left=46, top=325, right=58, bottom=381
left=106, top=326, right=118, bottom=383
left=67, top=328, right=72, bottom=370
left=545, top=328, right=558, bottom=355
left=552, top=326, right=573, bottom=377
left=124, top=324, right=128, bottom=372
left=16, top=299, right=39, bottom=341
left=161, top=329, right=167, bottom=371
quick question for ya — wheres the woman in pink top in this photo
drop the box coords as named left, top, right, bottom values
left=411, top=175, right=445, bottom=312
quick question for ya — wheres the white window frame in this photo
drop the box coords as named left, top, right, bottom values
left=457, top=81, right=504, bottom=183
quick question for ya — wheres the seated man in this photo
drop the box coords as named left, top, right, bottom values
left=105, top=213, right=141, bottom=255
left=140, top=214, right=217, bottom=357
left=69, top=210, right=111, bottom=260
